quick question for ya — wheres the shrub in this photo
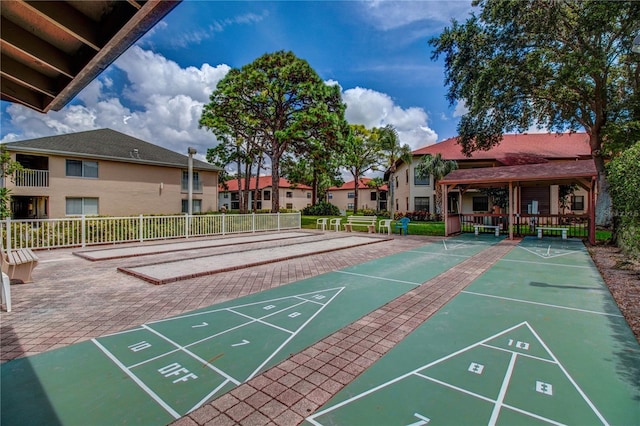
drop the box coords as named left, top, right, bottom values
left=302, top=201, right=340, bottom=216
left=607, top=142, right=640, bottom=257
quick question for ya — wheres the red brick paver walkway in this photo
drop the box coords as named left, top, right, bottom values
left=172, top=238, right=520, bottom=426
left=0, top=233, right=519, bottom=425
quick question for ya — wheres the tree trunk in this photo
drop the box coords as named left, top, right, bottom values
left=271, top=156, right=280, bottom=213
left=590, top=134, right=612, bottom=228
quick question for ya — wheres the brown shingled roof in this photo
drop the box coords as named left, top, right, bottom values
left=439, top=159, right=597, bottom=187
left=414, top=133, right=591, bottom=163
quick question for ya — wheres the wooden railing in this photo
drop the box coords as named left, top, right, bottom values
left=459, top=213, right=589, bottom=238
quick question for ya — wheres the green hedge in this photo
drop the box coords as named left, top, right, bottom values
left=607, top=142, right=640, bottom=258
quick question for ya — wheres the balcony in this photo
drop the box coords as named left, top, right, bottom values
left=14, top=169, right=49, bottom=187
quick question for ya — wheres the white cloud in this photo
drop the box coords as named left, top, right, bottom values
left=1, top=48, right=436, bottom=159
left=363, top=0, right=475, bottom=31
left=453, top=99, right=468, bottom=117
left=342, top=87, right=437, bottom=149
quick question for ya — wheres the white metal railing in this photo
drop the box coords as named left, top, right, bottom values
left=1, top=212, right=301, bottom=251
left=14, top=169, right=49, bottom=187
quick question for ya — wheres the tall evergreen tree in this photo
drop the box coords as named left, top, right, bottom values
left=200, top=51, right=346, bottom=212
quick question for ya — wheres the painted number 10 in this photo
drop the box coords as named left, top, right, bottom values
left=508, top=339, right=530, bottom=350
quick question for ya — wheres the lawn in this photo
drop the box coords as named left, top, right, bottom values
left=301, top=216, right=611, bottom=241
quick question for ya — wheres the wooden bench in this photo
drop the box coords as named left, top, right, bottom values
left=378, top=219, right=392, bottom=235
left=1, top=247, right=39, bottom=283
left=537, top=227, right=568, bottom=239
left=343, top=216, right=377, bottom=233
left=329, top=218, right=342, bottom=232
left=474, top=224, right=500, bottom=237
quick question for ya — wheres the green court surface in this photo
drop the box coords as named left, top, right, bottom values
left=1, top=235, right=500, bottom=426
left=306, top=237, right=640, bottom=426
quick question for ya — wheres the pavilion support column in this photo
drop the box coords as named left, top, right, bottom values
left=443, top=183, right=449, bottom=236
left=509, top=181, right=514, bottom=240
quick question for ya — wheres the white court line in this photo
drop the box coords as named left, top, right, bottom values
left=414, top=372, right=495, bottom=404
left=142, top=324, right=241, bottom=385
left=246, top=287, right=345, bottom=381
left=517, top=245, right=585, bottom=260
left=92, top=338, right=182, bottom=419
left=500, top=258, right=592, bottom=269
left=482, top=343, right=555, bottom=364
left=188, top=378, right=231, bottom=414
left=526, top=324, right=610, bottom=426
left=306, top=322, right=528, bottom=425
left=461, top=291, right=622, bottom=317
left=489, top=352, right=517, bottom=425
left=336, top=270, right=421, bottom=286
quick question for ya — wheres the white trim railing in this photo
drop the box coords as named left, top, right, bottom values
left=1, top=212, right=301, bottom=251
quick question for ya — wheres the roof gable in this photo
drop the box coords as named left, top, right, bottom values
left=2, top=128, right=220, bottom=171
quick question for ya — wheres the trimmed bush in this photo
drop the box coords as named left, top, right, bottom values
left=303, top=201, right=340, bottom=216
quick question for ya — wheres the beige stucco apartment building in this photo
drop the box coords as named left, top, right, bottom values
left=392, top=133, right=592, bottom=216
left=219, top=176, right=312, bottom=211
left=326, top=178, right=388, bottom=213
left=2, top=129, right=221, bottom=219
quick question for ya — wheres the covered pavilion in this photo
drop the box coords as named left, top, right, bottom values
left=439, top=159, right=598, bottom=244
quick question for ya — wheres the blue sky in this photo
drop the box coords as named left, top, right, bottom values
left=0, top=0, right=476, bottom=158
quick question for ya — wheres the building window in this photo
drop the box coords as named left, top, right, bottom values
left=405, top=169, right=409, bottom=183
left=286, top=203, right=293, bottom=209
left=572, top=195, right=585, bottom=211
left=66, top=197, right=98, bottom=215
left=414, top=197, right=430, bottom=212
left=181, top=171, right=202, bottom=192
left=182, top=199, right=202, bottom=213
left=263, top=190, right=271, bottom=200
left=328, top=193, right=333, bottom=199
left=307, top=192, right=311, bottom=198
left=406, top=197, right=409, bottom=211
left=223, top=193, right=229, bottom=199
left=414, top=170, right=430, bottom=186
left=370, top=192, right=377, bottom=201
left=473, top=196, right=489, bottom=211
left=347, top=192, right=355, bottom=199
left=286, top=191, right=293, bottom=198
left=395, top=176, right=399, bottom=188
left=66, top=159, right=98, bottom=178
left=347, top=203, right=354, bottom=210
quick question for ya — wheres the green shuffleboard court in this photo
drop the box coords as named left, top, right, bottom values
left=1, top=235, right=501, bottom=426
left=306, top=237, right=640, bottom=426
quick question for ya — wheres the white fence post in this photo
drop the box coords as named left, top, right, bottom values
left=6, top=218, right=11, bottom=252
left=222, top=213, right=225, bottom=235
left=81, top=215, right=86, bottom=247
left=277, top=212, right=281, bottom=231
left=139, top=214, right=144, bottom=242
left=252, top=213, right=256, bottom=233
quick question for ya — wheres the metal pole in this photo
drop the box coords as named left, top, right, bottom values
left=187, top=147, right=196, bottom=216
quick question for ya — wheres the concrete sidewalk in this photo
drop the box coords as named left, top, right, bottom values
left=1, top=231, right=518, bottom=425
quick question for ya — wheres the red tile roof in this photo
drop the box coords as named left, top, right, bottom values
left=328, top=177, right=388, bottom=191
left=413, top=133, right=591, bottom=164
left=221, top=176, right=311, bottom=191
left=439, top=159, right=597, bottom=186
